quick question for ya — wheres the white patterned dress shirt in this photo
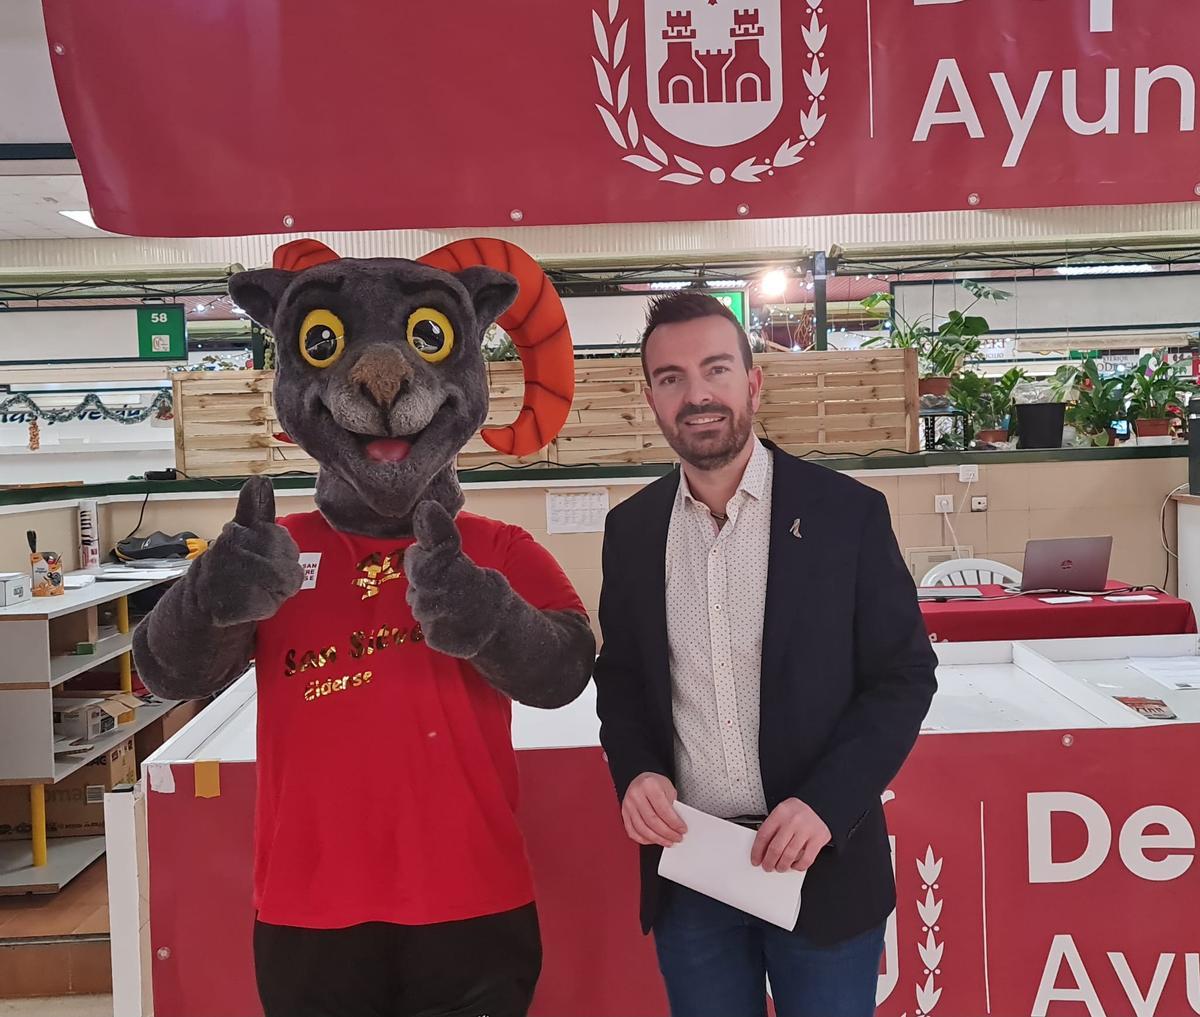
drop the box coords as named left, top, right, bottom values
left=665, top=436, right=772, bottom=819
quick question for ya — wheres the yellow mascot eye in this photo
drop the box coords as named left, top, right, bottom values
left=299, top=309, right=346, bottom=368
left=407, top=308, right=455, bottom=363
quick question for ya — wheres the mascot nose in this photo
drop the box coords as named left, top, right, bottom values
left=349, top=345, right=413, bottom=408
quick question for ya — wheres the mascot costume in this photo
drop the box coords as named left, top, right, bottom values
left=133, top=238, right=596, bottom=1017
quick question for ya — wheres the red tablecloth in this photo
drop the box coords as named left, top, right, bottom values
left=920, top=582, right=1198, bottom=642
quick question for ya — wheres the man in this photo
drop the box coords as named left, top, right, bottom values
left=593, top=291, right=937, bottom=1017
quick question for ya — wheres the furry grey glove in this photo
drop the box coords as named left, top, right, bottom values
left=404, top=500, right=595, bottom=708
left=404, top=499, right=505, bottom=658
left=195, top=476, right=305, bottom=626
left=132, top=477, right=303, bottom=701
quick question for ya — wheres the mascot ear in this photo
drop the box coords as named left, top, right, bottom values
left=456, top=266, right=519, bottom=326
left=228, top=269, right=293, bottom=329
left=229, top=239, right=342, bottom=329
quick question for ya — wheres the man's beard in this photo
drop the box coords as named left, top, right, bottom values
left=659, top=399, right=754, bottom=471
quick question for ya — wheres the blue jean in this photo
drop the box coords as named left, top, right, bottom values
left=654, top=887, right=885, bottom=1017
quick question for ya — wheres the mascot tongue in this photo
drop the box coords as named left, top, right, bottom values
left=364, top=439, right=413, bottom=462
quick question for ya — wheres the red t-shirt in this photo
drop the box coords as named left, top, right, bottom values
left=252, top=509, right=586, bottom=929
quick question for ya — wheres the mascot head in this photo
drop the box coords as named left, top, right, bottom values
left=229, top=238, right=574, bottom=527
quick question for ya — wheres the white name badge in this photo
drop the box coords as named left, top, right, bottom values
left=298, top=552, right=322, bottom=590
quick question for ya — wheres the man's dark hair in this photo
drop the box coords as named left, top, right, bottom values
left=640, top=290, right=753, bottom=381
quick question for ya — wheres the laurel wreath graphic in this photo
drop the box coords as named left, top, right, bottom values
left=591, top=0, right=827, bottom=185
left=914, top=845, right=944, bottom=1017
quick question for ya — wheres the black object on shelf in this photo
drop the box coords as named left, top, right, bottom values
left=1014, top=403, right=1066, bottom=449
left=919, top=407, right=967, bottom=451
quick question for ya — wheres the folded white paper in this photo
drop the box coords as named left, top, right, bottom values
left=1129, top=656, right=1200, bottom=691
left=657, top=802, right=805, bottom=931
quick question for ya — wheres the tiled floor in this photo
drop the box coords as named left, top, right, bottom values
left=0, top=997, right=111, bottom=1016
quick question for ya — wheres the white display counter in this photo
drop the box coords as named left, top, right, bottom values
left=111, top=634, right=1200, bottom=1017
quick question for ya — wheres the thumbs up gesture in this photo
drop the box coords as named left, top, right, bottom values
left=404, top=500, right=505, bottom=658
left=194, top=476, right=304, bottom=627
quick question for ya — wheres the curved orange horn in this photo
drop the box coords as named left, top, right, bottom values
left=418, top=238, right=574, bottom=458
left=273, top=238, right=340, bottom=272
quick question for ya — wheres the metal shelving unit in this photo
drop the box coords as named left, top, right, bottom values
left=0, top=573, right=180, bottom=893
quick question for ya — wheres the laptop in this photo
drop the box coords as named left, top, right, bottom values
left=1020, top=537, right=1112, bottom=592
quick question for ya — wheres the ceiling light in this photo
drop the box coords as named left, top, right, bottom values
left=59, top=209, right=99, bottom=229
left=760, top=270, right=788, bottom=297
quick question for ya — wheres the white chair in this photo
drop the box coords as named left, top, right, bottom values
left=920, top=557, right=1022, bottom=588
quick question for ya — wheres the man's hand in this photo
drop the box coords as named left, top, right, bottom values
left=751, top=798, right=831, bottom=873
left=621, top=773, right=687, bottom=848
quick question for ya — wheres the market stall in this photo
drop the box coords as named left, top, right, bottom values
left=122, top=634, right=1200, bottom=1017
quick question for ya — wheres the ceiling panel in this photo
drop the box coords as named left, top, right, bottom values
left=0, top=0, right=70, bottom=144
left=0, top=174, right=109, bottom=240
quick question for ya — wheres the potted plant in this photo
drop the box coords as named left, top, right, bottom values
left=861, top=281, right=1010, bottom=396
left=949, top=367, right=1027, bottom=445
left=1067, top=358, right=1127, bottom=446
left=1010, top=365, right=1078, bottom=449
left=1127, top=352, right=1194, bottom=440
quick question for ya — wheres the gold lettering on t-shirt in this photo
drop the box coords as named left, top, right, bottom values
left=350, top=624, right=423, bottom=659
left=353, top=549, right=406, bottom=600
left=280, top=619, right=426, bottom=695
left=303, top=670, right=373, bottom=703
left=283, top=645, right=337, bottom=678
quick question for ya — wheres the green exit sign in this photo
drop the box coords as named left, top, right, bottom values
left=709, top=290, right=748, bottom=329
left=137, top=306, right=187, bottom=359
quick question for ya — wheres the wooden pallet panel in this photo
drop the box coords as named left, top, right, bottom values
left=173, top=350, right=918, bottom=476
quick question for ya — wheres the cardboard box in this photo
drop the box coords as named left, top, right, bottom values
left=52, top=696, right=121, bottom=741
left=0, top=736, right=136, bottom=841
left=135, top=700, right=203, bottom=761
left=54, top=691, right=145, bottom=736
left=0, top=572, right=30, bottom=607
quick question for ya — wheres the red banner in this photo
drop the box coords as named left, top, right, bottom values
left=42, top=1, right=1200, bottom=237
left=147, top=726, right=1200, bottom=1017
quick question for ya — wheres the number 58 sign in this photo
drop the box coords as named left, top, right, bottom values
left=137, top=305, right=187, bottom=360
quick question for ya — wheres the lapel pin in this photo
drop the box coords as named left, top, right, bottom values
left=790, top=518, right=802, bottom=539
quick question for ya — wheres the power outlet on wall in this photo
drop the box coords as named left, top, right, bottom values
left=958, top=465, right=979, bottom=483
left=971, top=496, right=989, bottom=513
left=934, top=495, right=955, bottom=514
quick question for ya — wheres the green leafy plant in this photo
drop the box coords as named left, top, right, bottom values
left=1047, top=364, right=1082, bottom=403
left=482, top=324, right=520, bottom=362
left=861, top=280, right=1010, bottom=378
left=1127, top=352, right=1195, bottom=421
left=949, top=367, right=1026, bottom=442
left=1067, top=359, right=1128, bottom=446
left=864, top=278, right=1012, bottom=381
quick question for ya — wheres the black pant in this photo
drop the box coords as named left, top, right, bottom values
left=253, top=905, right=542, bottom=1017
